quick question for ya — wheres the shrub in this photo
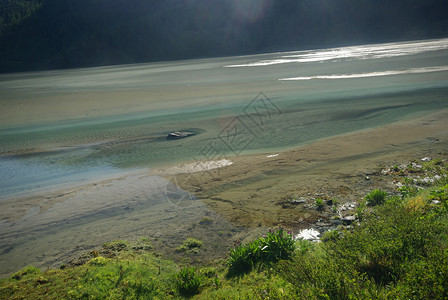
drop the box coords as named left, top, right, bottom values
left=365, top=188, right=388, bottom=206
left=175, top=267, right=201, bottom=297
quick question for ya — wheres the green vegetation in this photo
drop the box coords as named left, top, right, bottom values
left=198, top=217, right=214, bottom=226
left=175, top=267, right=201, bottom=297
left=175, top=238, right=203, bottom=254
left=0, top=0, right=42, bottom=38
left=365, top=188, right=388, bottom=206
left=0, top=242, right=178, bottom=299
left=315, top=198, right=325, bottom=210
left=1, top=159, right=448, bottom=299
left=227, top=227, right=296, bottom=278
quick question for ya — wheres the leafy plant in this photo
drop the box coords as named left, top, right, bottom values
left=315, top=198, right=324, bottom=210
left=365, top=188, right=388, bottom=206
left=175, top=267, right=201, bottom=297
left=226, top=242, right=256, bottom=278
left=226, top=228, right=295, bottom=278
left=258, top=228, right=296, bottom=267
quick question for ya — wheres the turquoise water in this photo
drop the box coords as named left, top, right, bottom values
left=1, top=38, right=448, bottom=198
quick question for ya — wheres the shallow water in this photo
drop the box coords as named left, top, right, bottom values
left=0, top=38, right=447, bottom=275
left=1, top=38, right=447, bottom=198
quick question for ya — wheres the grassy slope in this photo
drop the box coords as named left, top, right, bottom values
left=1, top=158, right=447, bottom=299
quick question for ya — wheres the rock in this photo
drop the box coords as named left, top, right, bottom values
left=167, top=131, right=194, bottom=139
left=342, top=215, right=356, bottom=225
left=295, top=228, right=321, bottom=241
left=331, top=218, right=342, bottom=226
left=291, top=197, right=307, bottom=204
left=340, top=202, right=357, bottom=211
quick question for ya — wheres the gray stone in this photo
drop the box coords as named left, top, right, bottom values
left=342, top=215, right=356, bottom=225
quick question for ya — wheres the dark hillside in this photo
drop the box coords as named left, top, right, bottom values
left=1, top=0, right=447, bottom=72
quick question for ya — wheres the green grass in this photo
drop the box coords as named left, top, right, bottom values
left=1, top=159, right=448, bottom=299
left=0, top=251, right=178, bottom=299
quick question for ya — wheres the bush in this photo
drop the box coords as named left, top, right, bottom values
left=175, top=267, right=201, bottom=297
left=365, top=188, right=388, bottom=206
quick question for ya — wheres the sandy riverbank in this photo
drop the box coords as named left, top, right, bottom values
left=159, top=109, right=448, bottom=227
left=1, top=108, right=447, bottom=277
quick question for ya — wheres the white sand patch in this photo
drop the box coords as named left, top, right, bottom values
left=154, top=159, right=233, bottom=175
